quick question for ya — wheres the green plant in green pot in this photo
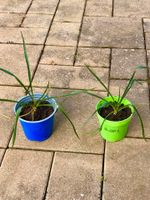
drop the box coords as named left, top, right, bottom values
left=0, top=33, right=84, bottom=146
left=84, top=65, right=145, bottom=142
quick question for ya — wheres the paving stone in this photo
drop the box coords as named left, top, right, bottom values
left=75, top=47, right=110, bottom=67
left=114, top=0, right=150, bottom=17
left=109, top=80, right=149, bottom=105
left=46, top=152, right=102, bottom=200
left=22, top=14, right=53, bottom=28
left=0, top=86, right=24, bottom=148
left=85, top=0, right=112, bottom=17
left=46, top=22, right=80, bottom=46
left=104, top=138, right=150, bottom=200
left=0, top=0, right=31, bottom=13
left=144, top=19, right=150, bottom=49
left=0, top=28, right=48, bottom=44
left=0, top=149, right=53, bottom=200
left=54, top=0, right=85, bottom=22
left=40, top=46, right=75, bottom=66
left=145, top=33, right=150, bottom=49
left=79, top=17, right=144, bottom=48
left=0, top=13, right=24, bottom=27
left=143, top=18, right=150, bottom=33
left=111, top=49, right=147, bottom=79
left=29, top=0, right=59, bottom=14
left=0, top=149, right=5, bottom=163
left=10, top=89, right=105, bottom=154
left=0, top=44, right=42, bottom=85
left=33, top=65, right=109, bottom=89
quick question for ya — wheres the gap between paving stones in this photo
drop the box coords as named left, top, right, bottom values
left=19, top=0, right=34, bottom=26
left=141, top=18, right=150, bottom=109
left=42, top=152, right=55, bottom=200
left=0, top=85, right=107, bottom=92
left=73, top=0, right=88, bottom=65
left=31, top=0, right=61, bottom=82
left=8, top=146, right=104, bottom=156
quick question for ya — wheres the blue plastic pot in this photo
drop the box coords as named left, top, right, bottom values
left=14, top=93, right=58, bottom=142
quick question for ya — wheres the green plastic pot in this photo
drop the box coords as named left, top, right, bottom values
left=96, top=96, right=134, bottom=142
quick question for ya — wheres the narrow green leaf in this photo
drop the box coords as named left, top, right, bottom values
left=0, top=98, right=17, bottom=103
left=12, top=107, right=22, bottom=146
left=131, top=105, right=146, bottom=140
left=58, top=103, right=80, bottom=139
left=100, top=111, right=114, bottom=131
left=118, top=71, right=136, bottom=105
left=85, top=65, right=115, bottom=101
left=0, top=67, right=29, bottom=94
left=83, top=109, right=98, bottom=126
left=21, top=32, right=33, bottom=96
left=35, top=82, right=50, bottom=107
left=51, top=90, right=87, bottom=99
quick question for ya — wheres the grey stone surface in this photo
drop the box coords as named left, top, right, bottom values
left=40, top=46, right=75, bottom=66
left=0, top=28, right=48, bottom=44
left=11, top=89, right=105, bottom=154
left=29, top=0, right=59, bottom=14
left=79, top=17, right=144, bottom=48
left=54, top=0, right=85, bottom=22
left=0, top=44, right=42, bottom=85
left=111, top=49, right=147, bottom=79
left=0, top=86, right=24, bottom=148
left=0, top=0, right=31, bottom=13
left=0, top=149, right=53, bottom=200
left=75, top=47, right=110, bottom=67
left=46, top=22, right=80, bottom=46
left=0, top=13, right=24, bottom=27
left=33, top=65, right=109, bottom=89
left=46, top=152, right=102, bottom=200
left=114, top=0, right=150, bottom=17
left=103, top=139, right=150, bottom=200
left=22, top=14, right=53, bottom=28
left=109, top=80, right=149, bottom=105
left=85, top=0, right=112, bottom=17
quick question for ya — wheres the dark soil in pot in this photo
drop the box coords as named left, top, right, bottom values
left=20, top=101, right=54, bottom=121
left=98, top=104, right=132, bottom=121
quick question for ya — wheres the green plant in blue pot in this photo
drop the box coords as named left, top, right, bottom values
left=0, top=33, right=82, bottom=145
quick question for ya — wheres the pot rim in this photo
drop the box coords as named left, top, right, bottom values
left=14, top=93, right=58, bottom=124
left=96, top=95, right=134, bottom=123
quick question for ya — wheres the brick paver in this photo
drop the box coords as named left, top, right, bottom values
left=85, top=0, right=112, bottom=17
left=104, top=139, right=150, bottom=200
left=110, top=49, right=147, bottom=79
left=22, top=14, right=53, bottom=28
left=46, top=22, right=80, bottom=46
left=0, top=0, right=150, bottom=200
left=0, top=149, right=53, bottom=200
left=54, top=0, right=85, bottom=23
left=33, top=65, right=109, bottom=89
left=79, top=17, right=144, bottom=48
left=46, top=153, right=102, bottom=200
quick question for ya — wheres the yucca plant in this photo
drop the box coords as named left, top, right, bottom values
left=83, top=65, right=145, bottom=142
left=0, top=33, right=85, bottom=145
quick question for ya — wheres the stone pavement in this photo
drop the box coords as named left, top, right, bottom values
left=0, top=0, right=150, bottom=200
